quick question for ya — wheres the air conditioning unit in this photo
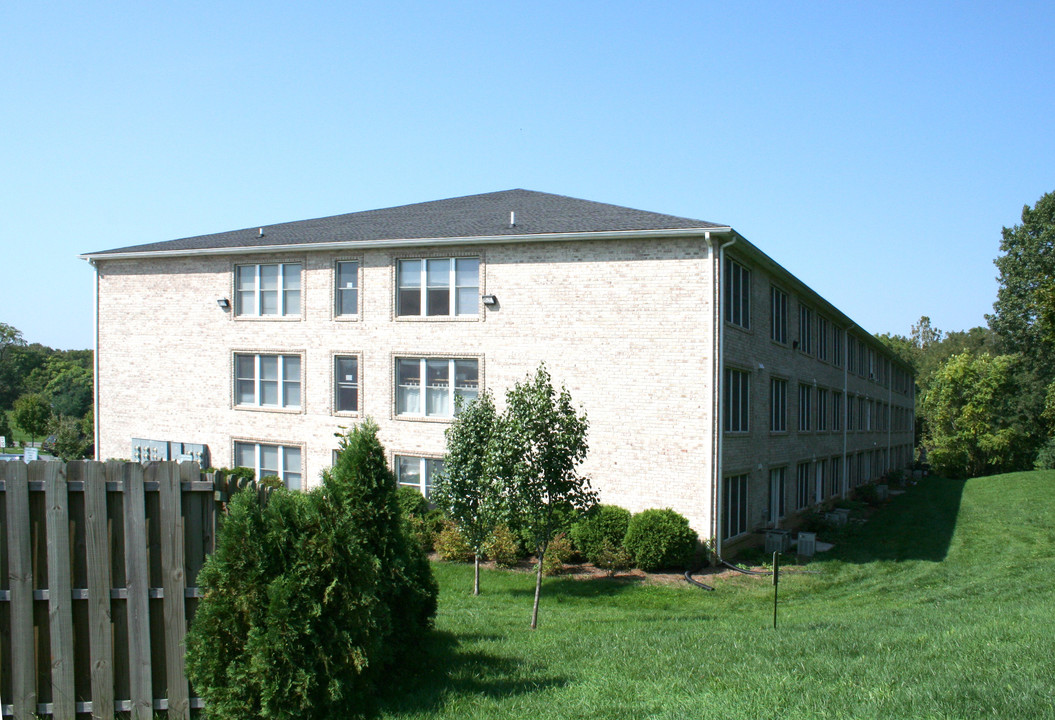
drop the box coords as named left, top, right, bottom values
left=797, top=532, right=817, bottom=557
left=765, top=529, right=791, bottom=554
left=876, top=484, right=889, bottom=501
left=825, top=510, right=848, bottom=527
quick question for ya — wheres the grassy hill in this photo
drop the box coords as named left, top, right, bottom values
left=377, top=472, right=1055, bottom=719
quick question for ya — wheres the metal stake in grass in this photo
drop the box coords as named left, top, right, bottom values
left=772, top=551, right=780, bottom=629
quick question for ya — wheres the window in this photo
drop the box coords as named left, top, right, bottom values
left=815, top=459, right=827, bottom=504
left=829, top=456, right=842, bottom=497
left=396, top=357, right=479, bottom=418
left=234, top=441, right=302, bottom=490
left=847, top=336, right=857, bottom=374
left=395, top=455, right=444, bottom=498
left=833, top=327, right=843, bottom=367
left=798, top=384, right=812, bottom=432
left=798, top=305, right=813, bottom=354
left=833, top=391, right=843, bottom=431
left=817, top=316, right=829, bottom=361
left=723, top=474, right=749, bottom=539
left=769, top=467, right=786, bottom=523
left=235, top=354, right=301, bottom=409
left=846, top=394, right=855, bottom=431
left=817, top=388, right=829, bottom=431
left=724, top=368, right=750, bottom=433
left=770, top=378, right=787, bottom=432
left=335, top=261, right=359, bottom=316
left=796, top=462, right=811, bottom=509
left=334, top=356, right=359, bottom=413
left=397, top=257, right=479, bottom=317
left=724, top=258, right=750, bottom=329
left=770, top=286, right=788, bottom=343
left=234, top=263, right=301, bottom=317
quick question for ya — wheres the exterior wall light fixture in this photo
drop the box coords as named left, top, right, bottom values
left=217, top=298, right=231, bottom=309
left=481, top=294, right=498, bottom=306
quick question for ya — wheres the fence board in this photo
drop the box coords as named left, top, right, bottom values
left=4, top=462, right=36, bottom=719
left=43, top=463, right=74, bottom=720
left=122, top=463, right=153, bottom=720
left=82, top=461, right=114, bottom=719
left=161, top=463, right=191, bottom=719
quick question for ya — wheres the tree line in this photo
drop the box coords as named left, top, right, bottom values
left=0, top=323, right=93, bottom=459
left=876, top=189, right=1055, bottom=478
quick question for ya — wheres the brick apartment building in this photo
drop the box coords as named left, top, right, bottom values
left=81, top=189, right=914, bottom=553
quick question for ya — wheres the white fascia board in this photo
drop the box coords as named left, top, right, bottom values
left=78, top=226, right=734, bottom=261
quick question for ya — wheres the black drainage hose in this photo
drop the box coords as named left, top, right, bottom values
left=683, top=567, right=716, bottom=591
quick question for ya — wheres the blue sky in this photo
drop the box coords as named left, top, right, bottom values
left=2, top=1, right=1053, bottom=349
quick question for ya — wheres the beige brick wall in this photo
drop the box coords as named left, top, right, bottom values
left=95, top=236, right=719, bottom=534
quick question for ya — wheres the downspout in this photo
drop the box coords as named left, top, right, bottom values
left=91, top=259, right=101, bottom=460
left=841, top=327, right=849, bottom=497
left=887, top=363, right=893, bottom=473
left=713, top=234, right=737, bottom=560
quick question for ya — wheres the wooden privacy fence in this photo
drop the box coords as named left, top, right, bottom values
left=0, top=460, right=221, bottom=719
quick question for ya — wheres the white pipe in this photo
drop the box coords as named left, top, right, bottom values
left=91, top=259, right=101, bottom=460
left=714, top=234, right=737, bottom=559
left=841, top=327, right=849, bottom=496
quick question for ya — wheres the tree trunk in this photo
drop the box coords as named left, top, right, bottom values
left=473, top=553, right=480, bottom=596
left=531, top=548, right=544, bottom=629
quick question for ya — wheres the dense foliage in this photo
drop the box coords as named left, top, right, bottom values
left=570, top=504, right=631, bottom=564
left=623, top=508, right=698, bottom=571
left=186, top=421, right=437, bottom=719
left=431, top=390, right=504, bottom=594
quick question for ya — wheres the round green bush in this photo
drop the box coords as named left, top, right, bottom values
left=396, top=485, right=429, bottom=518
left=623, top=508, right=698, bottom=571
left=570, top=504, right=631, bottom=563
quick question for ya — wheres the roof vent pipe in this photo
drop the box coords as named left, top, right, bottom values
left=258, top=228, right=264, bottom=237
left=510, top=211, right=516, bottom=227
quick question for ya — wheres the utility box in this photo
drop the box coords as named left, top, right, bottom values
left=797, top=532, right=817, bottom=558
left=876, top=484, right=889, bottom=501
left=825, top=510, right=848, bottom=526
left=765, top=529, right=791, bottom=554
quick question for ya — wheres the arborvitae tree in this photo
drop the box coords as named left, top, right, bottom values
left=432, top=390, right=503, bottom=595
left=187, top=420, right=437, bottom=719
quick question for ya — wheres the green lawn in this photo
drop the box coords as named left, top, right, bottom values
left=376, top=472, right=1055, bottom=719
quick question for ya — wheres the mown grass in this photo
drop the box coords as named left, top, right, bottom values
left=376, top=472, right=1055, bottom=719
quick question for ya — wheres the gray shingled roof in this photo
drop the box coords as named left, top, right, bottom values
left=84, top=189, right=727, bottom=256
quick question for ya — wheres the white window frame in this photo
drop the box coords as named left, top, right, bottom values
left=396, top=257, right=480, bottom=318
left=799, top=304, right=813, bottom=354
left=770, top=378, right=787, bottom=433
left=233, top=441, right=303, bottom=491
left=798, top=383, right=812, bottom=432
left=796, top=462, right=811, bottom=509
left=769, top=467, right=787, bottom=524
left=234, top=353, right=302, bottom=410
left=724, top=258, right=750, bottom=329
left=817, top=388, right=829, bottom=432
left=723, top=368, right=750, bottom=433
left=333, top=355, right=360, bottom=414
left=771, top=286, right=788, bottom=344
left=817, top=316, right=829, bottom=361
left=234, top=262, right=302, bottom=317
left=335, top=260, right=360, bottom=318
left=395, top=356, right=480, bottom=419
left=723, top=474, right=749, bottom=540
left=395, top=454, right=445, bottom=498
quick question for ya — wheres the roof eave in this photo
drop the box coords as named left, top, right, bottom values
left=79, top=226, right=734, bottom=262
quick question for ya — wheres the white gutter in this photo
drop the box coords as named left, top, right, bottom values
left=714, top=234, right=737, bottom=559
left=80, top=226, right=735, bottom=262
left=91, top=259, right=101, bottom=460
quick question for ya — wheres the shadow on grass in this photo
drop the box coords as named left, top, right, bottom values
left=372, top=630, right=568, bottom=716
left=503, top=573, right=646, bottom=599
left=829, top=478, right=966, bottom=563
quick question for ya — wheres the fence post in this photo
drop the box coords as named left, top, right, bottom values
left=4, top=460, right=36, bottom=719
left=122, top=462, right=153, bottom=720
left=160, top=462, right=191, bottom=719
left=81, top=460, right=116, bottom=720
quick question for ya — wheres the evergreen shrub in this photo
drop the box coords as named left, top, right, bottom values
left=1034, top=437, right=1055, bottom=470
left=541, top=532, right=573, bottom=575
left=570, top=504, right=631, bottom=563
left=186, top=421, right=437, bottom=720
left=623, top=508, right=698, bottom=571
left=397, top=485, right=429, bottom=518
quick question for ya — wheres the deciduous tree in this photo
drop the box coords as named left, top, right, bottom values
left=432, top=390, right=503, bottom=595
left=489, top=364, right=595, bottom=629
left=12, top=392, right=51, bottom=445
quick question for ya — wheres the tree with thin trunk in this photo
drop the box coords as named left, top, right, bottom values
left=12, top=392, right=51, bottom=446
left=432, top=391, right=503, bottom=595
left=489, top=364, right=595, bottom=629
